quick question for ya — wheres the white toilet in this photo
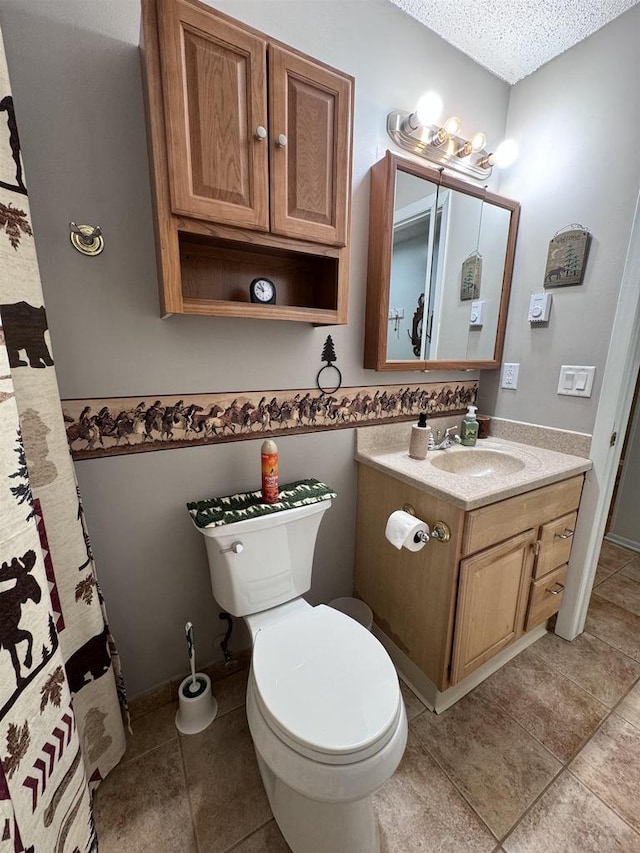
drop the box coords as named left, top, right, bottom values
left=196, top=499, right=407, bottom=853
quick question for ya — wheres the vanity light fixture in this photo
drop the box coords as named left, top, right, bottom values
left=388, top=92, right=517, bottom=179
left=477, top=138, right=519, bottom=170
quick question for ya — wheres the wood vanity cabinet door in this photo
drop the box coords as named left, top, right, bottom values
left=268, top=45, right=352, bottom=246
left=157, top=0, right=269, bottom=230
left=450, top=530, right=536, bottom=685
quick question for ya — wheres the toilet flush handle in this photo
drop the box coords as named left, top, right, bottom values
left=220, top=541, right=244, bottom=555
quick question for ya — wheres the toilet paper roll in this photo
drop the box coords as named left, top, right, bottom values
left=385, top=510, right=429, bottom=552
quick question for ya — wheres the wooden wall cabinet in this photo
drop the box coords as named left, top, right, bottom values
left=141, top=0, right=353, bottom=323
left=354, top=466, right=584, bottom=694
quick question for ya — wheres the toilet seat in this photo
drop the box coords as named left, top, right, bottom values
left=252, top=604, right=401, bottom=765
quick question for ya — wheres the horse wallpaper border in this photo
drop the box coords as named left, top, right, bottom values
left=62, top=380, right=479, bottom=460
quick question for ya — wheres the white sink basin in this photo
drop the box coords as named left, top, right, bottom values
left=429, top=448, right=526, bottom=478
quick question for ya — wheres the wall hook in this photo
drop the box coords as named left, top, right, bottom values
left=69, top=222, right=104, bottom=256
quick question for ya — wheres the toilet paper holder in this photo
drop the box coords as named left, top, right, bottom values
left=401, top=504, right=451, bottom=544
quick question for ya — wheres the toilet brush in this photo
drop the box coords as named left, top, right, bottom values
left=185, top=621, right=197, bottom=693
left=175, top=621, right=218, bottom=734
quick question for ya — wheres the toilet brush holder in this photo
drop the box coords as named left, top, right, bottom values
left=175, top=673, right=218, bottom=735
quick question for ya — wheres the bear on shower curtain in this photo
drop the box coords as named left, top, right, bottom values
left=0, top=25, right=126, bottom=853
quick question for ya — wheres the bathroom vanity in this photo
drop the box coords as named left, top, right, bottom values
left=354, top=425, right=592, bottom=711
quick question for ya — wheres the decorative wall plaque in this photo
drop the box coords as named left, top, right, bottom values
left=460, top=252, right=482, bottom=300
left=544, top=225, right=591, bottom=288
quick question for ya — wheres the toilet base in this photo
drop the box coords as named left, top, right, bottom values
left=255, top=751, right=380, bottom=853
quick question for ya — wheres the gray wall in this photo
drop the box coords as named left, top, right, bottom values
left=3, top=0, right=638, bottom=697
left=0, top=0, right=509, bottom=695
left=479, top=6, right=640, bottom=430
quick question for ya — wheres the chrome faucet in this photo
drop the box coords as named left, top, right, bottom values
left=429, top=426, right=462, bottom=451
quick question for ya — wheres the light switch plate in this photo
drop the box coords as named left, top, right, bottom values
left=557, top=365, right=596, bottom=397
left=501, top=362, right=519, bottom=390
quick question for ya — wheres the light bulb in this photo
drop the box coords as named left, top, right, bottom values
left=414, top=91, right=443, bottom=127
left=470, top=132, right=486, bottom=152
left=493, top=138, right=518, bottom=168
left=443, top=115, right=461, bottom=136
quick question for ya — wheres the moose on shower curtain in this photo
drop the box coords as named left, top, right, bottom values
left=0, top=26, right=126, bottom=853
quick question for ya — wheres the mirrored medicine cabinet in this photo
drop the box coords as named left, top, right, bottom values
left=364, top=152, right=520, bottom=371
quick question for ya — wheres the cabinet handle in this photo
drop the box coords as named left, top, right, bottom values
left=276, top=133, right=288, bottom=147
left=255, top=126, right=267, bottom=141
left=554, top=529, right=574, bottom=540
left=547, top=583, right=565, bottom=596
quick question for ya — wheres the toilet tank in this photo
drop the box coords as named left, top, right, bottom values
left=197, top=501, right=331, bottom=617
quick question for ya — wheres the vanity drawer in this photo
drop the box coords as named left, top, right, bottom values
left=463, top=476, right=583, bottom=556
left=534, top=511, right=578, bottom=579
left=525, top=564, right=567, bottom=631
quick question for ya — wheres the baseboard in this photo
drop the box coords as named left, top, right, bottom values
left=604, top=533, right=640, bottom=553
left=373, top=623, right=548, bottom=714
left=128, top=647, right=252, bottom=720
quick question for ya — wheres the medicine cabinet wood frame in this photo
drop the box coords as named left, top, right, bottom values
left=364, top=152, right=520, bottom=370
left=140, top=0, right=353, bottom=324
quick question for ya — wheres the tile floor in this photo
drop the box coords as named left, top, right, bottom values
left=95, top=540, right=640, bottom=852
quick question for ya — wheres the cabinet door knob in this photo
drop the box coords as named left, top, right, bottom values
left=554, top=529, right=574, bottom=540
left=276, top=133, right=288, bottom=147
left=547, top=583, right=565, bottom=596
left=255, top=126, right=267, bottom=141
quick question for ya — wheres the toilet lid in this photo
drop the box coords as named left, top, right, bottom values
left=252, top=604, right=400, bottom=757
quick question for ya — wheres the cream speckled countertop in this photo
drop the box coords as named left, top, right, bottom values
left=355, top=423, right=592, bottom=510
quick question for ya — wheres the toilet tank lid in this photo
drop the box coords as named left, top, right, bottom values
left=252, top=605, right=400, bottom=756
left=187, top=478, right=336, bottom=529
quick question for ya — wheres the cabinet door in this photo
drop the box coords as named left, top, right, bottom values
left=450, top=530, right=536, bottom=685
left=157, top=0, right=269, bottom=229
left=269, top=45, right=352, bottom=246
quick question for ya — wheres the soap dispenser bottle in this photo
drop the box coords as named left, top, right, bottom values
left=460, top=405, right=479, bottom=446
left=409, top=413, right=431, bottom=459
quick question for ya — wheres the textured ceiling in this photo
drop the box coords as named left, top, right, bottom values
left=388, top=0, right=640, bottom=83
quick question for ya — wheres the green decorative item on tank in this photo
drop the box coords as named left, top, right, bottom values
left=187, top=478, right=337, bottom=529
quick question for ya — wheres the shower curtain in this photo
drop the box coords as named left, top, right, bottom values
left=0, top=25, right=126, bottom=853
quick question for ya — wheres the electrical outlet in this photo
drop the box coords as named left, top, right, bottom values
left=501, top=362, right=519, bottom=390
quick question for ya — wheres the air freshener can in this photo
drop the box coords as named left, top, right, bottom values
left=261, top=439, right=279, bottom=504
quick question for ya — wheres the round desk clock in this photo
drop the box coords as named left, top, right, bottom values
left=249, top=277, right=277, bottom=305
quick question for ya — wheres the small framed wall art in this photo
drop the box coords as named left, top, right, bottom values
left=543, top=225, right=592, bottom=288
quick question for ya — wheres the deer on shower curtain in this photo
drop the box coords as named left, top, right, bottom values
left=0, top=26, right=126, bottom=853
